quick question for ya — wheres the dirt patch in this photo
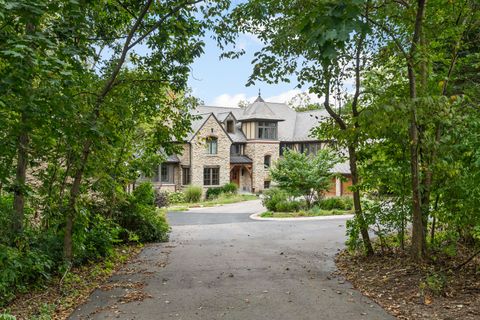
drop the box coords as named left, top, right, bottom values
left=335, top=249, right=480, bottom=319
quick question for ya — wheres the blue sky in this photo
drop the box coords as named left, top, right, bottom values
left=187, top=32, right=317, bottom=107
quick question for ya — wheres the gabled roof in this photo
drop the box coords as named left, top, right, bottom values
left=331, top=161, right=351, bottom=175
left=165, top=154, right=180, bottom=163
left=185, top=113, right=209, bottom=141
left=237, top=99, right=285, bottom=122
left=187, top=113, right=233, bottom=143
left=191, top=98, right=328, bottom=142
left=291, top=109, right=330, bottom=142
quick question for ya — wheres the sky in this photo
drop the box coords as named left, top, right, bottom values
left=187, top=32, right=323, bottom=107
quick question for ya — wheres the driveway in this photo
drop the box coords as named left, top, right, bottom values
left=69, top=200, right=393, bottom=320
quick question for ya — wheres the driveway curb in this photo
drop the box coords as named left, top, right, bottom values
left=249, top=212, right=354, bottom=221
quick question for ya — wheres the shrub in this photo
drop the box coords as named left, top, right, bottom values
left=115, top=196, right=170, bottom=243
left=262, top=188, right=289, bottom=212
left=73, top=213, right=122, bottom=264
left=275, top=200, right=302, bottom=212
left=0, top=196, right=13, bottom=245
left=184, top=185, right=202, bottom=203
left=133, top=182, right=155, bottom=206
left=154, top=190, right=169, bottom=208
left=318, top=196, right=353, bottom=211
left=222, top=182, right=238, bottom=194
left=168, top=191, right=186, bottom=204
left=0, top=313, right=16, bottom=320
left=342, top=197, right=354, bottom=210
left=0, top=245, right=54, bottom=306
left=206, top=187, right=223, bottom=199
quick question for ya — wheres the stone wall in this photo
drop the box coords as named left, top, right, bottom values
left=244, top=141, right=280, bottom=193
left=190, top=115, right=231, bottom=193
left=177, top=143, right=190, bottom=166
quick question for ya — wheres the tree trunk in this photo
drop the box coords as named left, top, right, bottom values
left=408, top=0, right=427, bottom=262
left=408, top=69, right=425, bottom=261
left=12, top=21, right=36, bottom=236
left=348, top=145, right=374, bottom=255
left=63, top=140, right=91, bottom=261
left=58, top=152, right=72, bottom=207
left=12, top=114, right=29, bottom=235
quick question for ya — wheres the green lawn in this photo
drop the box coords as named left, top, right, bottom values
left=260, top=209, right=352, bottom=218
left=168, top=194, right=258, bottom=211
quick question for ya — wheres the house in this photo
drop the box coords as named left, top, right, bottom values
left=140, top=94, right=352, bottom=195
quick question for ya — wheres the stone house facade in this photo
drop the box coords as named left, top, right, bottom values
left=141, top=94, right=352, bottom=195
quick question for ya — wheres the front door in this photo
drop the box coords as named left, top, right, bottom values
left=230, top=167, right=240, bottom=186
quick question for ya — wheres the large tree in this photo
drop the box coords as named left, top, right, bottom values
left=218, top=0, right=375, bottom=254
left=0, top=0, right=230, bottom=260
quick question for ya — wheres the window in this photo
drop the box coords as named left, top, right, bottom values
left=160, top=164, right=174, bottom=184
left=206, top=137, right=218, bottom=154
left=301, top=142, right=322, bottom=156
left=264, top=155, right=271, bottom=168
left=204, top=167, right=220, bottom=185
left=280, top=143, right=294, bottom=156
left=226, top=120, right=234, bottom=133
left=182, top=167, right=191, bottom=185
left=264, top=181, right=271, bottom=189
left=230, top=144, right=243, bottom=155
left=257, top=121, right=277, bottom=140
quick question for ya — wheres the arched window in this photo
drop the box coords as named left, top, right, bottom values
left=264, top=155, right=271, bottom=168
left=206, top=137, right=218, bottom=154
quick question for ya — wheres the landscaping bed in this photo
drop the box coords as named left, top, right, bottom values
left=2, top=244, right=143, bottom=320
left=168, top=194, right=258, bottom=211
left=335, top=247, right=480, bottom=320
left=165, top=183, right=257, bottom=212
left=260, top=208, right=352, bottom=218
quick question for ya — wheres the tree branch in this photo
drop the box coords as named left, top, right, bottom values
left=363, top=15, right=410, bottom=63
left=95, top=0, right=154, bottom=111
left=127, top=0, right=203, bottom=50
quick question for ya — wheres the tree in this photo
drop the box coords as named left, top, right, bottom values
left=287, top=92, right=323, bottom=112
left=218, top=0, right=375, bottom=255
left=270, top=149, right=338, bottom=208
left=1, top=0, right=231, bottom=261
left=365, top=0, right=480, bottom=261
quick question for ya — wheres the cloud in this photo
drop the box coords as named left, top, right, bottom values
left=266, top=89, right=324, bottom=104
left=211, top=89, right=325, bottom=107
left=212, top=93, right=256, bottom=107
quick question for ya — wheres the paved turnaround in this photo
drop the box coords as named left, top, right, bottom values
left=69, top=200, right=394, bottom=320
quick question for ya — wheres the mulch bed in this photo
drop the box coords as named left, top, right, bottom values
left=3, top=244, right=143, bottom=320
left=335, top=247, right=480, bottom=319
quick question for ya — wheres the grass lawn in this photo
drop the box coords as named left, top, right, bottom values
left=168, top=194, right=258, bottom=211
left=260, top=209, right=352, bottom=218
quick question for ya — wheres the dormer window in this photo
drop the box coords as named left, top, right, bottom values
left=231, top=144, right=243, bottom=155
left=257, top=121, right=277, bottom=140
left=206, top=137, right=218, bottom=154
left=226, top=120, right=234, bottom=133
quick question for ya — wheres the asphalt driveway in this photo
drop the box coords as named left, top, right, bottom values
left=69, top=200, right=394, bottom=320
